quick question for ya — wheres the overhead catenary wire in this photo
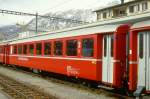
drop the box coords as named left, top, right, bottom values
left=0, top=9, right=88, bottom=33
left=0, top=9, right=88, bottom=24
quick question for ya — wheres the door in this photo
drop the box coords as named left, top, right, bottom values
left=3, top=45, right=9, bottom=64
left=138, top=32, right=150, bottom=91
left=102, top=35, right=114, bottom=83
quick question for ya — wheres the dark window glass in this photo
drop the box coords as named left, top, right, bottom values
left=36, top=43, right=42, bottom=55
left=23, top=45, right=27, bottom=54
left=82, top=38, right=94, bottom=57
left=129, top=6, right=134, bottom=13
left=18, top=45, right=22, bottom=54
left=13, top=46, right=17, bottom=54
left=44, top=42, right=51, bottom=55
left=54, top=41, right=63, bottom=55
left=137, top=4, right=140, bottom=11
left=66, top=40, right=77, bottom=56
left=139, top=34, right=143, bottom=59
left=119, top=10, right=126, bottom=15
left=111, top=37, right=114, bottom=57
left=142, top=2, right=148, bottom=11
left=104, top=37, right=107, bottom=57
left=103, top=12, right=107, bottom=18
left=29, top=44, right=34, bottom=54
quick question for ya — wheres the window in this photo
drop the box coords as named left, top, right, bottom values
left=66, top=40, right=77, bottom=56
left=0, top=47, right=3, bottom=54
left=23, top=45, right=27, bottom=54
left=139, top=34, right=143, bottom=59
left=104, top=37, right=107, bottom=57
left=36, top=43, right=42, bottom=55
left=54, top=41, right=63, bottom=55
left=103, top=12, right=107, bottom=19
left=129, top=5, right=134, bottom=13
left=18, top=45, right=22, bottom=54
left=29, top=44, right=34, bottom=54
left=13, top=45, right=17, bottom=54
left=111, top=37, right=114, bottom=57
left=142, top=2, right=148, bottom=11
left=136, top=4, right=140, bottom=12
left=97, top=12, right=101, bottom=19
left=119, top=10, right=126, bottom=15
left=82, top=38, right=94, bottom=57
left=108, top=11, right=111, bottom=17
left=44, top=42, right=51, bottom=55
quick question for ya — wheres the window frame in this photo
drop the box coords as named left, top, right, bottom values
left=139, top=34, right=144, bottom=59
left=0, top=46, right=3, bottom=54
left=44, top=41, right=51, bottom=56
left=104, top=36, right=107, bottom=57
left=28, top=43, right=35, bottom=55
left=13, top=45, right=17, bottom=54
left=18, top=44, right=23, bottom=55
left=23, top=44, right=28, bottom=55
left=102, top=12, right=107, bottom=19
left=129, top=5, right=134, bottom=13
left=142, top=2, right=148, bottom=11
left=136, top=4, right=140, bottom=12
left=54, top=40, right=63, bottom=56
left=66, top=39, right=78, bottom=57
left=35, top=42, right=42, bottom=55
left=81, top=37, right=94, bottom=58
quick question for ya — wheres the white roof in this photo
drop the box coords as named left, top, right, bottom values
left=131, top=19, right=150, bottom=29
left=4, top=24, right=120, bottom=45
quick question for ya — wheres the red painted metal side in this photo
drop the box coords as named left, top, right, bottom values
left=0, top=45, right=4, bottom=63
left=129, top=26, right=150, bottom=91
left=9, top=55, right=99, bottom=81
left=129, top=30, right=138, bottom=91
left=96, top=34, right=103, bottom=82
left=7, top=34, right=103, bottom=82
left=113, top=24, right=130, bottom=88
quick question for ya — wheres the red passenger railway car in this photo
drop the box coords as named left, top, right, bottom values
left=129, top=20, right=150, bottom=93
left=0, top=23, right=129, bottom=89
left=1, top=14, right=150, bottom=95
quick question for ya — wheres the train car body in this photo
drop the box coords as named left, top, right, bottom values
left=1, top=12, right=150, bottom=94
left=129, top=19, right=150, bottom=93
left=0, top=23, right=129, bottom=89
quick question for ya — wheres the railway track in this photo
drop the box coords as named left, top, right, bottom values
left=0, top=73, right=56, bottom=99
left=1, top=65, right=131, bottom=99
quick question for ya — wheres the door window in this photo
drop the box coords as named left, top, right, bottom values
left=111, top=37, right=114, bottom=57
left=104, top=37, right=107, bottom=57
left=139, top=34, right=144, bottom=59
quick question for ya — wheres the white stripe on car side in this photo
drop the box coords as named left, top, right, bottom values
left=9, top=54, right=102, bottom=62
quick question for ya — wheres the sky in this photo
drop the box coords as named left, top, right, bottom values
left=0, top=0, right=122, bottom=26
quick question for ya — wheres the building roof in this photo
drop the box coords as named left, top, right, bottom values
left=93, top=0, right=148, bottom=12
